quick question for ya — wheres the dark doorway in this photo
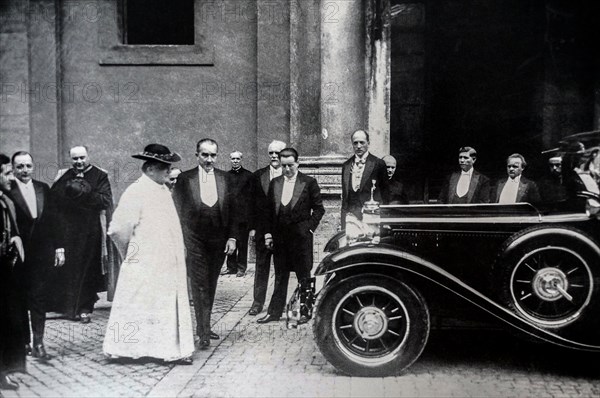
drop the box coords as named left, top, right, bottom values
left=390, top=0, right=598, bottom=202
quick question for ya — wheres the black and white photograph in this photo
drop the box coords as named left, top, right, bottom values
left=1, top=0, right=600, bottom=396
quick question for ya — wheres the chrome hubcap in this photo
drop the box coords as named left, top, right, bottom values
left=510, top=246, right=593, bottom=327
left=532, top=267, right=568, bottom=302
left=354, top=307, right=388, bottom=340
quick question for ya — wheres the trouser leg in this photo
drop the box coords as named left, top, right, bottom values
left=236, top=227, right=249, bottom=273
left=252, top=236, right=272, bottom=307
left=188, top=238, right=225, bottom=340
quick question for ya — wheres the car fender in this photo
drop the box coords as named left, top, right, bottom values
left=315, top=243, right=600, bottom=351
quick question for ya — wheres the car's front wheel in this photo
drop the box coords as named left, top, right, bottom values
left=313, top=274, right=430, bottom=377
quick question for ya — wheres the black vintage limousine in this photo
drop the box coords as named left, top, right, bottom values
left=306, top=131, right=600, bottom=377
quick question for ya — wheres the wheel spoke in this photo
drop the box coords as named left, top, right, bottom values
left=516, top=279, right=531, bottom=283
left=388, top=315, right=403, bottom=321
left=567, top=267, right=579, bottom=275
left=520, top=293, right=532, bottom=301
left=355, top=295, right=364, bottom=308
left=381, top=299, right=391, bottom=311
left=524, top=262, right=536, bottom=273
left=378, top=338, right=388, bottom=350
left=343, top=308, right=355, bottom=316
left=387, top=329, right=400, bottom=337
left=340, top=324, right=353, bottom=330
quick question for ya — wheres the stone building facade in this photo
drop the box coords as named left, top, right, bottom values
left=1, top=0, right=600, bottom=246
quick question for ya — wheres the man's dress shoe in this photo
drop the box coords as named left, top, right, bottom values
left=198, top=339, right=210, bottom=350
left=32, top=344, right=50, bottom=360
left=25, top=344, right=32, bottom=356
left=0, top=375, right=19, bottom=390
left=220, top=269, right=236, bottom=276
left=248, top=304, right=262, bottom=316
left=257, top=314, right=281, bottom=324
left=166, top=356, right=193, bottom=365
left=209, top=331, right=220, bottom=340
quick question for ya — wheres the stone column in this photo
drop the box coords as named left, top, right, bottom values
left=320, top=0, right=366, bottom=157
left=28, top=0, right=62, bottom=183
left=365, top=0, right=390, bottom=156
left=256, top=0, right=290, bottom=168
left=0, top=0, right=31, bottom=156
left=290, top=0, right=321, bottom=156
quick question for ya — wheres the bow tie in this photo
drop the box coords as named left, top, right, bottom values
left=355, top=159, right=366, bottom=165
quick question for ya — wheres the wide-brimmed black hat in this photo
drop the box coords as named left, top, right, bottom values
left=132, top=144, right=181, bottom=164
left=65, top=178, right=92, bottom=199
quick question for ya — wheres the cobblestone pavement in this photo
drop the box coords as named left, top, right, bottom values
left=3, top=263, right=600, bottom=398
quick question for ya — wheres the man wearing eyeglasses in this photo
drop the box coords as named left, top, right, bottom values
left=247, top=140, right=286, bottom=316
left=493, top=153, right=541, bottom=204
left=538, top=156, right=568, bottom=203
left=7, top=151, right=60, bottom=360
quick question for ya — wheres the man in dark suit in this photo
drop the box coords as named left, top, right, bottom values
left=0, top=153, right=26, bottom=390
left=438, top=146, right=491, bottom=204
left=538, top=156, right=568, bottom=203
left=382, top=155, right=408, bottom=204
left=7, top=151, right=60, bottom=360
left=341, top=130, right=388, bottom=228
left=172, top=138, right=238, bottom=349
left=493, top=153, right=541, bottom=204
left=257, top=148, right=325, bottom=324
left=247, top=140, right=286, bottom=316
left=223, top=150, right=254, bottom=277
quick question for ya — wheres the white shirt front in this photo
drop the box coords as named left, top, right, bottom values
left=16, top=179, right=37, bottom=218
left=270, top=166, right=283, bottom=181
left=198, top=166, right=218, bottom=207
left=499, top=175, right=520, bottom=204
left=351, top=152, right=369, bottom=192
left=281, top=175, right=297, bottom=206
left=456, top=168, right=473, bottom=198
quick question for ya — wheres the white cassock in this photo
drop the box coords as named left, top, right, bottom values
left=103, top=174, right=194, bottom=361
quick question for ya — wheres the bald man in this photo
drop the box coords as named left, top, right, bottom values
left=47, top=146, right=115, bottom=324
left=382, top=155, right=408, bottom=205
left=340, top=130, right=388, bottom=228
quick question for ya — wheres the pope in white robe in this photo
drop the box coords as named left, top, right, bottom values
left=103, top=146, right=194, bottom=362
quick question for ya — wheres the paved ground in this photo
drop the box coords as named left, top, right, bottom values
left=3, top=263, right=600, bottom=398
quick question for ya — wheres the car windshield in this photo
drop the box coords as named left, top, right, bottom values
left=546, top=131, right=600, bottom=202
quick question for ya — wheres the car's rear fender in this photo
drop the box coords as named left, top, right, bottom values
left=315, top=243, right=600, bottom=351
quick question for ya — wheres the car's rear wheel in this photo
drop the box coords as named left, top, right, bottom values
left=313, top=274, right=429, bottom=377
left=497, top=227, right=599, bottom=328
